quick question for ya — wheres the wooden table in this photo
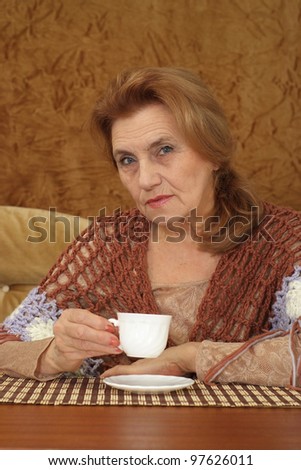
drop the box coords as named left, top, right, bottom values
left=1, top=404, right=301, bottom=450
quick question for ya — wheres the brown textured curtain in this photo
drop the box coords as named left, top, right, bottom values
left=0, top=0, right=300, bottom=217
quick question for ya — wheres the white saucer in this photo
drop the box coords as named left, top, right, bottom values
left=103, top=374, right=194, bottom=394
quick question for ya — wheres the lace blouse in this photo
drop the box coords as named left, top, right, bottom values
left=152, top=279, right=209, bottom=345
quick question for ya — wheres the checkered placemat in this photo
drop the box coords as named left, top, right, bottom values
left=1, top=375, right=301, bottom=407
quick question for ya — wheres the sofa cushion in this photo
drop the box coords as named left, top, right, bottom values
left=0, top=206, right=89, bottom=321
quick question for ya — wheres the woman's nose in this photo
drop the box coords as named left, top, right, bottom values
left=138, top=161, right=161, bottom=189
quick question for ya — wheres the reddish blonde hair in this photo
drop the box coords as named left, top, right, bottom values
left=91, top=67, right=264, bottom=252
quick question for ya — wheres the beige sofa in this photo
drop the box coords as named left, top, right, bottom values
left=0, top=206, right=88, bottom=323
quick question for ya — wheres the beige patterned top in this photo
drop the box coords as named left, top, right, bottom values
left=152, top=279, right=209, bottom=345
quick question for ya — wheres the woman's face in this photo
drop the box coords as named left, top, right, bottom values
left=111, top=103, right=217, bottom=224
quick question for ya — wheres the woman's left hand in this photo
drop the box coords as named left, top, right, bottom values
left=101, top=342, right=200, bottom=378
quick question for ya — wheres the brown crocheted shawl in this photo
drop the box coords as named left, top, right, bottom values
left=39, top=203, right=301, bottom=343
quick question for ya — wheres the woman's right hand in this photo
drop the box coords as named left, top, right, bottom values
left=36, top=309, right=122, bottom=376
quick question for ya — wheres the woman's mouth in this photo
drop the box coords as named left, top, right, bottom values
left=146, top=195, right=174, bottom=209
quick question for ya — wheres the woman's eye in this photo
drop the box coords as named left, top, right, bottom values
left=159, top=145, right=173, bottom=155
left=119, top=156, right=136, bottom=166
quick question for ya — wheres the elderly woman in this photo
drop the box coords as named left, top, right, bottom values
left=1, top=67, right=300, bottom=388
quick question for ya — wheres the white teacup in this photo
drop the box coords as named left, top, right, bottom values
left=109, top=312, right=172, bottom=358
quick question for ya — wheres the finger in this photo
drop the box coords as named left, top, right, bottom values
left=53, top=333, right=124, bottom=358
left=62, top=322, right=119, bottom=346
left=55, top=328, right=121, bottom=355
left=54, top=317, right=120, bottom=350
left=62, top=309, right=116, bottom=332
left=60, top=346, right=124, bottom=361
left=101, top=365, right=134, bottom=378
left=101, top=358, right=151, bottom=378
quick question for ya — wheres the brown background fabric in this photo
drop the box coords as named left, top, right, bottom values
left=0, top=0, right=300, bottom=218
